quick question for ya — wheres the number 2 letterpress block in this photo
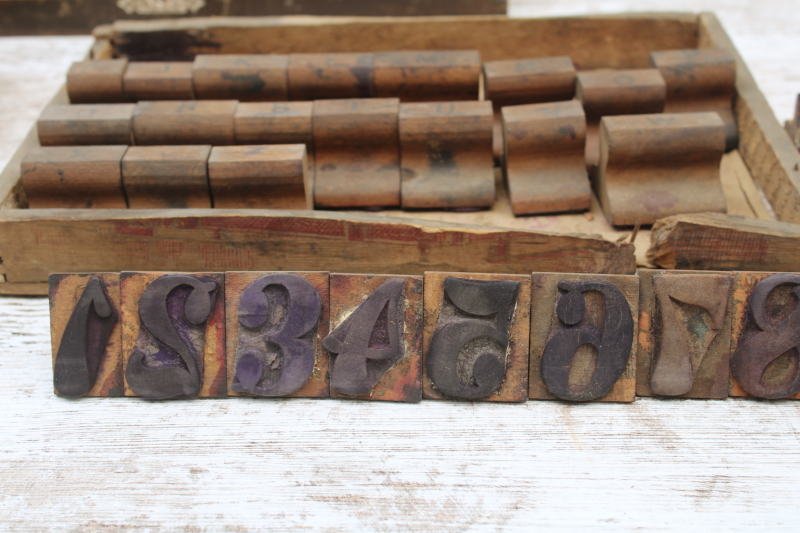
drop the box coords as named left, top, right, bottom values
left=325, top=274, right=423, bottom=402
left=423, top=272, right=530, bottom=402
left=529, top=273, right=638, bottom=402
left=225, top=272, right=330, bottom=398
left=121, top=272, right=226, bottom=400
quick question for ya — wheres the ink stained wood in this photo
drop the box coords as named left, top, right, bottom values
left=122, top=62, right=194, bottom=101
left=121, top=145, right=212, bottom=209
left=37, top=104, right=134, bottom=146
left=234, top=102, right=313, bottom=146
left=287, top=53, right=375, bottom=101
left=67, top=59, right=128, bottom=104
left=192, top=55, right=289, bottom=102
left=132, top=100, right=237, bottom=146
left=373, top=51, right=481, bottom=102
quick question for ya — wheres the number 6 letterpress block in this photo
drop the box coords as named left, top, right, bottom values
left=529, top=273, right=638, bottom=402
left=225, top=272, right=330, bottom=398
left=121, top=272, right=226, bottom=400
left=423, top=272, right=531, bottom=402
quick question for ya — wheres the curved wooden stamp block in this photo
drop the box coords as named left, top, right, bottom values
left=373, top=50, right=480, bottom=102
left=192, top=54, right=289, bottom=101
left=122, top=145, right=212, bottom=209
left=37, top=104, right=134, bottom=146
left=288, top=53, right=374, bottom=100
left=132, top=100, right=237, bottom=146
left=123, top=62, right=194, bottom=101
left=67, top=59, right=129, bottom=104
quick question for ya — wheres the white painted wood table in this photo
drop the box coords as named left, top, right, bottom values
left=1, top=2, right=800, bottom=530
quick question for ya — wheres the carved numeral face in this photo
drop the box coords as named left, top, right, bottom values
left=232, top=273, right=322, bottom=396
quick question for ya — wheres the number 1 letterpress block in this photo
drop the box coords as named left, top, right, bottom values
left=423, top=272, right=530, bottom=402
left=529, top=273, right=638, bottom=402
left=121, top=272, right=226, bottom=400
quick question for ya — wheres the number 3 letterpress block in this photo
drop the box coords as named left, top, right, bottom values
left=423, top=272, right=530, bottom=402
left=529, top=273, right=638, bottom=402
left=121, top=272, right=226, bottom=400
left=324, top=274, right=423, bottom=402
left=225, top=272, right=330, bottom=398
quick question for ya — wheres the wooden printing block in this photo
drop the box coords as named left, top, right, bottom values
left=287, top=53, right=374, bottom=101
left=122, top=62, right=194, bottom=101
left=37, top=104, right=134, bottom=146
left=121, top=145, right=212, bottom=208
left=597, top=112, right=727, bottom=226
left=325, top=274, right=423, bottom=402
left=529, top=273, right=638, bottom=402
left=21, top=146, right=128, bottom=208
left=225, top=271, right=330, bottom=398
left=422, top=272, right=530, bottom=402
left=208, top=144, right=309, bottom=209
left=192, top=54, right=289, bottom=101
left=132, top=100, right=237, bottom=146
left=636, top=269, right=733, bottom=399
left=121, top=272, right=226, bottom=399
left=373, top=50, right=481, bottom=102
left=312, top=98, right=400, bottom=208
left=502, top=100, right=590, bottom=215
left=49, top=273, right=123, bottom=397
left=399, top=101, right=494, bottom=209
left=67, top=59, right=128, bottom=103
left=576, top=69, right=666, bottom=167
left=729, top=271, right=800, bottom=400
left=234, top=102, right=313, bottom=145
left=650, top=49, right=738, bottom=150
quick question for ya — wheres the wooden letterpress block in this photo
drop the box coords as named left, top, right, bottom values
left=312, top=98, right=400, bottom=208
left=21, top=146, right=128, bottom=208
left=234, top=102, right=313, bottom=145
left=123, top=62, right=194, bottom=101
left=121, top=272, right=226, bottom=399
left=49, top=273, right=123, bottom=397
left=208, top=144, right=309, bottom=209
left=373, top=50, right=481, bottom=102
left=597, top=112, right=726, bottom=226
left=67, top=59, right=129, bottom=103
left=325, top=274, right=423, bottom=402
left=225, top=272, right=330, bottom=398
left=192, top=54, right=289, bottom=101
left=399, top=101, right=494, bottom=209
left=502, top=100, right=590, bottom=215
left=37, top=104, right=134, bottom=146
left=529, top=273, right=638, bottom=402
left=636, top=269, right=733, bottom=399
left=287, top=53, right=374, bottom=100
left=132, top=100, right=237, bottom=146
left=423, top=272, right=530, bottom=402
left=122, top=145, right=212, bottom=209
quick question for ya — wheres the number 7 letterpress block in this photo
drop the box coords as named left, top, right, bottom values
left=121, top=272, right=226, bottom=400
left=529, top=273, right=638, bottom=402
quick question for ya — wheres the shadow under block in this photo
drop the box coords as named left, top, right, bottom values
left=21, top=146, right=128, bottom=208
left=121, top=145, right=212, bottom=209
left=399, top=101, right=494, bottom=209
left=502, top=100, right=590, bottom=215
left=288, top=53, right=375, bottom=101
left=37, top=104, right=134, bottom=146
left=67, top=59, right=128, bottom=104
left=122, top=62, right=194, bottom=101
left=208, top=145, right=309, bottom=209
left=225, top=271, right=330, bottom=398
left=373, top=51, right=481, bottom=102
left=49, top=273, right=123, bottom=397
left=636, top=269, right=732, bottom=399
left=326, top=274, right=423, bottom=402
left=234, top=102, right=313, bottom=145
left=422, top=272, right=530, bottom=402
left=529, top=273, right=638, bottom=402
left=132, top=100, right=237, bottom=146
left=312, top=98, right=400, bottom=208
left=192, top=54, right=289, bottom=101
left=597, top=112, right=727, bottom=227
left=121, top=272, right=226, bottom=399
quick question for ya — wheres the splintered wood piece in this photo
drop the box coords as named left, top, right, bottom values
left=650, top=49, right=737, bottom=150
left=373, top=51, right=481, bottom=102
left=67, top=59, right=129, bottom=104
left=502, top=100, right=590, bottom=215
left=636, top=269, right=732, bottom=399
left=399, top=101, right=494, bottom=209
left=597, top=113, right=727, bottom=226
left=21, top=146, right=128, bottom=209
left=423, top=272, right=530, bottom=402
left=225, top=271, right=330, bottom=398
left=234, top=102, right=313, bottom=145
left=287, top=53, right=374, bottom=101
left=192, top=54, right=289, bottom=101
left=122, top=145, right=212, bottom=209
left=529, top=273, right=638, bottom=402
left=312, top=98, right=400, bottom=208
left=37, top=104, right=135, bottom=146
left=49, top=273, right=123, bottom=397
left=325, top=274, right=423, bottom=402
left=132, top=100, right=237, bottom=146
left=121, top=272, right=226, bottom=399
left=122, top=62, right=194, bottom=101
left=577, top=69, right=666, bottom=167
left=208, top=144, right=309, bottom=209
